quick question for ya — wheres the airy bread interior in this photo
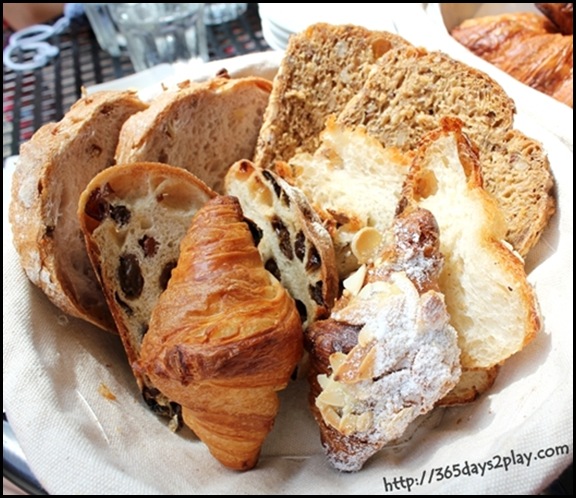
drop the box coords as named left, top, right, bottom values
left=407, top=122, right=541, bottom=368
left=338, top=46, right=555, bottom=256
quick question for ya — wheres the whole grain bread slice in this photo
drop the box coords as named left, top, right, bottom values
left=78, top=162, right=216, bottom=425
left=338, top=46, right=555, bottom=256
left=9, top=90, right=148, bottom=332
left=253, top=23, right=411, bottom=169
left=115, top=76, right=272, bottom=194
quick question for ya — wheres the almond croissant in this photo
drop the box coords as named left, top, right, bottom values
left=305, top=207, right=461, bottom=472
left=139, top=196, right=303, bottom=471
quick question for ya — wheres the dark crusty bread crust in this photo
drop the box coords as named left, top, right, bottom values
left=9, top=90, right=147, bottom=332
left=78, top=162, right=215, bottom=423
left=253, top=23, right=411, bottom=168
left=115, top=76, right=272, bottom=194
left=338, top=46, right=555, bottom=256
left=225, top=160, right=338, bottom=327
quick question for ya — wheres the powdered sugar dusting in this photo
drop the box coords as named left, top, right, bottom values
left=316, top=273, right=461, bottom=472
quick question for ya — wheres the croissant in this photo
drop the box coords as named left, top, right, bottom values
left=451, top=11, right=573, bottom=107
left=139, top=196, right=303, bottom=471
left=305, top=207, right=461, bottom=471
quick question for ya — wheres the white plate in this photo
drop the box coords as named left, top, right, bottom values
left=258, top=3, right=397, bottom=36
left=3, top=50, right=573, bottom=495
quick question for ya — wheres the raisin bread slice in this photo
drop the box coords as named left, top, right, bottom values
left=78, top=162, right=215, bottom=425
left=253, top=23, right=410, bottom=169
left=338, top=45, right=555, bottom=256
left=9, top=90, right=148, bottom=332
left=115, top=76, right=272, bottom=194
left=225, top=160, right=338, bottom=327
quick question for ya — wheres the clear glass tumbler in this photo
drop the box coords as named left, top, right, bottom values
left=204, top=3, right=247, bottom=25
left=83, top=3, right=125, bottom=56
left=109, top=3, right=208, bottom=72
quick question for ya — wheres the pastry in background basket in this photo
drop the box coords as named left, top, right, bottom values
left=450, top=6, right=573, bottom=108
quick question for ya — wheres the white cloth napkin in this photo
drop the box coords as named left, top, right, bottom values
left=3, top=42, right=573, bottom=495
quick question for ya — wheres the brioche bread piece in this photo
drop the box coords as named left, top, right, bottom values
left=338, top=46, right=555, bottom=256
left=78, top=162, right=215, bottom=424
left=115, top=76, right=272, bottom=193
left=225, top=160, right=338, bottom=327
left=405, top=119, right=541, bottom=368
left=253, top=23, right=410, bottom=168
left=9, top=90, right=147, bottom=332
left=306, top=207, right=461, bottom=472
left=279, top=120, right=411, bottom=278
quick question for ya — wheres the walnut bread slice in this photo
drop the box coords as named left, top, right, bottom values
left=9, top=90, right=148, bottom=332
left=78, top=162, right=216, bottom=425
left=115, top=76, right=272, bottom=194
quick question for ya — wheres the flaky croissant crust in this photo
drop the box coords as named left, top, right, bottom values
left=141, top=196, right=302, bottom=386
left=451, top=11, right=573, bottom=107
left=139, top=196, right=303, bottom=470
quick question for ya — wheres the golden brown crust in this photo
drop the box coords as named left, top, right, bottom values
left=536, top=3, right=573, bottom=35
left=139, top=196, right=303, bottom=470
left=437, top=366, right=500, bottom=406
left=451, top=11, right=573, bottom=107
left=9, top=90, right=147, bottom=332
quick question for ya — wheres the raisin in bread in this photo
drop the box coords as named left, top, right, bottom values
left=338, top=45, right=555, bottom=257
left=9, top=90, right=148, bottom=332
left=115, top=76, right=272, bottom=194
left=253, top=23, right=410, bottom=169
left=78, top=162, right=215, bottom=425
left=405, top=119, right=541, bottom=369
left=278, top=119, right=411, bottom=279
left=224, top=160, right=338, bottom=327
